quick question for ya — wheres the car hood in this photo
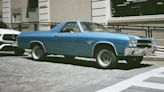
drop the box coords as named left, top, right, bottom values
left=0, top=28, right=20, bottom=34
left=85, top=32, right=151, bottom=41
left=127, top=34, right=152, bottom=40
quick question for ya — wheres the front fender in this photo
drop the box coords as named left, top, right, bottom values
left=29, top=41, right=47, bottom=53
left=92, top=41, right=118, bottom=57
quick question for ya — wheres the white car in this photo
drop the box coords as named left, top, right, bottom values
left=0, top=21, right=25, bottom=55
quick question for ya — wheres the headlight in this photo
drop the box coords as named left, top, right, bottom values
left=129, top=40, right=137, bottom=47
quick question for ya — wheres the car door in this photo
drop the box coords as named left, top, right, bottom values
left=52, top=22, right=81, bottom=55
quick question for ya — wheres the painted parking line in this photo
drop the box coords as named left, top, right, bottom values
left=134, top=81, right=164, bottom=90
left=96, top=67, right=164, bottom=92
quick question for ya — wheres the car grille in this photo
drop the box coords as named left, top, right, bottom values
left=137, top=40, right=152, bottom=48
left=3, top=34, right=18, bottom=41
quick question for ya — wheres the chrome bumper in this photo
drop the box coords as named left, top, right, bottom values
left=0, top=44, right=12, bottom=49
left=0, top=41, right=18, bottom=50
left=124, top=47, right=156, bottom=56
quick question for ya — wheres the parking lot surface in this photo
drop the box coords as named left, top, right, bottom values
left=0, top=52, right=164, bottom=92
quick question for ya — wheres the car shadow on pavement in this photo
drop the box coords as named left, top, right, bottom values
left=115, top=63, right=152, bottom=70
left=0, top=52, right=17, bottom=56
left=25, top=56, right=152, bottom=70
left=0, top=52, right=27, bottom=57
left=43, top=57, right=99, bottom=68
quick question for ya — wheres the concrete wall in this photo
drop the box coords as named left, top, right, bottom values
left=38, top=0, right=50, bottom=30
left=91, top=0, right=108, bottom=24
left=49, top=0, right=91, bottom=22
left=2, top=0, right=11, bottom=23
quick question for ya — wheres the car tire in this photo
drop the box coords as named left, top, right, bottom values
left=32, top=45, right=46, bottom=60
left=96, top=48, right=117, bottom=69
left=15, top=48, right=25, bottom=56
left=126, top=56, right=143, bottom=66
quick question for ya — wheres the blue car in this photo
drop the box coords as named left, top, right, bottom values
left=18, top=21, right=156, bottom=69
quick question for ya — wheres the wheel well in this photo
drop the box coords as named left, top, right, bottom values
left=94, top=43, right=116, bottom=57
left=30, top=42, right=43, bottom=49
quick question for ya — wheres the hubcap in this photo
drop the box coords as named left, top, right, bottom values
left=32, top=46, right=43, bottom=60
left=98, top=49, right=111, bottom=67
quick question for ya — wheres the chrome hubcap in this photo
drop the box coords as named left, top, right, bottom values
left=101, top=52, right=110, bottom=64
left=33, top=46, right=43, bottom=59
left=98, top=49, right=111, bottom=67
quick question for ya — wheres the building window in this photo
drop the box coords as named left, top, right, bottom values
left=111, top=0, right=164, bottom=17
left=12, top=14, right=21, bottom=23
left=26, top=0, right=38, bottom=18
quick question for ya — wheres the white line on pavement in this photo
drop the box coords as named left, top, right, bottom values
left=154, top=74, right=164, bottom=78
left=96, top=67, right=164, bottom=92
left=134, top=81, right=164, bottom=90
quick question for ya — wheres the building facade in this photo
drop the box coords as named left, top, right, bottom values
left=38, top=0, right=92, bottom=29
left=92, top=0, right=164, bottom=25
left=0, top=0, right=92, bottom=30
left=0, top=0, right=28, bottom=23
left=1, top=0, right=164, bottom=27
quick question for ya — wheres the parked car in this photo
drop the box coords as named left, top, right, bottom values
left=17, top=21, right=156, bottom=69
left=0, top=21, right=25, bottom=55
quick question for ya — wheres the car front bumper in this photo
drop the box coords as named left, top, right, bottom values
left=0, top=44, right=12, bottom=50
left=0, top=42, right=18, bottom=51
left=124, top=47, right=156, bottom=56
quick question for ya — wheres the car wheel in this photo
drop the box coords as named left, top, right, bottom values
left=32, top=45, right=46, bottom=60
left=15, top=48, right=25, bottom=56
left=126, top=56, right=143, bottom=66
left=96, top=48, right=117, bottom=69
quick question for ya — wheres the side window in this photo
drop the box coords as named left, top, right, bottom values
left=61, top=22, right=80, bottom=33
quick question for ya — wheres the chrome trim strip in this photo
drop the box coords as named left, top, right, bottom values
left=124, top=47, right=156, bottom=56
left=77, top=21, right=84, bottom=32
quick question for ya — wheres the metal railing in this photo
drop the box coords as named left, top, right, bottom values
left=10, top=22, right=58, bottom=31
left=106, top=25, right=164, bottom=37
left=106, top=25, right=164, bottom=46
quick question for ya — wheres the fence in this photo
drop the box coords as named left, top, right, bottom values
left=9, top=22, right=164, bottom=46
left=106, top=25, right=164, bottom=46
left=10, top=22, right=58, bottom=31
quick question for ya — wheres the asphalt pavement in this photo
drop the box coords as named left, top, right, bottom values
left=0, top=51, right=164, bottom=92
left=0, top=46, right=164, bottom=92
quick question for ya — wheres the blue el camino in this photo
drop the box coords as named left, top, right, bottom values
left=18, top=21, right=156, bottom=69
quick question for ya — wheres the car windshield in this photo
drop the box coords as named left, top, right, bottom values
left=80, top=22, right=106, bottom=32
left=0, top=22, right=11, bottom=29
